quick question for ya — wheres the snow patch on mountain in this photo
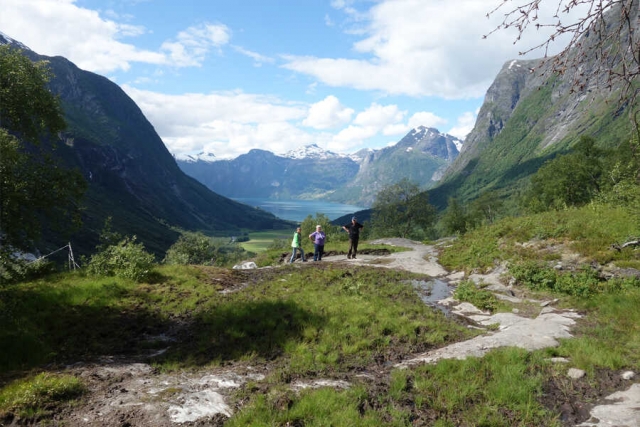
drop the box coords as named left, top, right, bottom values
left=0, top=31, right=29, bottom=50
left=282, top=144, right=344, bottom=160
left=174, top=151, right=219, bottom=163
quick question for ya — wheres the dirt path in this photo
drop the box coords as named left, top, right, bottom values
left=44, top=239, right=640, bottom=426
left=332, top=238, right=448, bottom=276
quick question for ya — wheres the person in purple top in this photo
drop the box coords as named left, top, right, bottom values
left=308, top=225, right=326, bottom=261
left=342, top=216, right=364, bottom=259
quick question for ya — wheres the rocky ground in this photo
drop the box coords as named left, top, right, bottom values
left=8, top=239, right=640, bottom=426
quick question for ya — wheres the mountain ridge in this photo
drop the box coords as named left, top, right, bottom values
left=178, top=126, right=462, bottom=206
left=0, top=33, right=291, bottom=257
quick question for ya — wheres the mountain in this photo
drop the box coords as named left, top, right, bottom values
left=0, top=33, right=291, bottom=257
left=177, top=127, right=461, bottom=206
left=325, top=126, right=461, bottom=206
left=427, top=1, right=638, bottom=209
left=178, top=145, right=361, bottom=200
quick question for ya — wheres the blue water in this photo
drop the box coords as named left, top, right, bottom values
left=233, top=198, right=367, bottom=223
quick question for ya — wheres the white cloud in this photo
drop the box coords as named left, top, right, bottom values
left=303, top=96, right=354, bottom=130
left=283, top=0, right=577, bottom=99
left=448, top=111, right=478, bottom=140
left=160, top=23, right=230, bottom=67
left=121, top=85, right=316, bottom=159
left=353, top=103, right=405, bottom=129
left=232, top=45, right=275, bottom=66
left=328, top=124, right=380, bottom=153
left=407, top=112, right=447, bottom=130
left=0, top=0, right=230, bottom=72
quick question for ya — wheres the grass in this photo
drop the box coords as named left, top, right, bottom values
left=0, top=372, right=85, bottom=421
left=151, top=266, right=473, bottom=372
left=239, top=229, right=291, bottom=253
left=439, top=204, right=639, bottom=272
left=3, top=206, right=640, bottom=425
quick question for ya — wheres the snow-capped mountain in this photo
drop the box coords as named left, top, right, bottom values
left=177, top=127, right=462, bottom=206
left=174, top=151, right=218, bottom=163
left=0, top=31, right=30, bottom=50
left=282, top=144, right=345, bottom=160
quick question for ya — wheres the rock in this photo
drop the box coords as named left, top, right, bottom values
left=568, top=368, right=586, bottom=379
left=621, top=371, right=635, bottom=380
left=233, top=261, right=257, bottom=270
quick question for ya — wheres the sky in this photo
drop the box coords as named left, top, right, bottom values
left=0, top=0, right=577, bottom=160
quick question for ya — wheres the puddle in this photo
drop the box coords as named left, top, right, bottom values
left=409, top=279, right=452, bottom=314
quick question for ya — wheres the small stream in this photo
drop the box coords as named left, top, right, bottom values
left=408, top=279, right=453, bottom=314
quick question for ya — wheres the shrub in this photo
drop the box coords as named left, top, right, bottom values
left=509, top=261, right=557, bottom=291
left=0, top=249, right=56, bottom=286
left=453, top=280, right=498, bottom=312
left=164, top=232, right=217, bottom=266
left=86, top=236, right=155, bottom=282
left=509, top=261, right=618, bottom=297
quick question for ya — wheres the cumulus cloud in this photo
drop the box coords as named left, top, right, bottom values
left=407, top=112, right=447, bottom=130
left=283, top=0, right=577, bottom=99
left=0, top=0, right=229, bottom=72
left=448, top=111, right=478, bottom=140
left=303, top=96, right=354, bottom=129
left=353, top=103, right=405, bottom=129
left=121, top=85, right=314, bottom=159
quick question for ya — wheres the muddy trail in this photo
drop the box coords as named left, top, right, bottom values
left=9, top=239, right=640, bottom=427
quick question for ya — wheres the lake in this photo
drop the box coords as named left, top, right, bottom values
left=232, top=198, right=367, bottom=223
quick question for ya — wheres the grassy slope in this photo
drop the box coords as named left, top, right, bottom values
left=428, top=79, right=632, bottom=210
left=2, top=205, right=640, bottom=425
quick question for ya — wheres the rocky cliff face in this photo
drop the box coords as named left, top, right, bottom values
left=432, top=0, right=639, bottom=208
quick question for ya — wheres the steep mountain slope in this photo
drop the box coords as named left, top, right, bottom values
left=0, top=34, right=290, bottom=257
left=178, top=127, right=461, bottom=207
left=327, top=127, right=461, bottom=206
left=428, top=1, right=638, bottom=209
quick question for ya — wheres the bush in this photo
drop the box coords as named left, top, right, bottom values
left=453, top=280, right=498, bottom=312
left=86, top=236, right=155, bottom=282
left=0, top=249, right=56, bottom=286
left=509, top=261, right=617, bottom=297
left=164, top=232, right=217, bottom=266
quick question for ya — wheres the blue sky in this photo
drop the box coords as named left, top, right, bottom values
left=0, top=0, right=574, bottom=160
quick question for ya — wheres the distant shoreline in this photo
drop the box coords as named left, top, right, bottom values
left=232, top=197, right=366, bottom=222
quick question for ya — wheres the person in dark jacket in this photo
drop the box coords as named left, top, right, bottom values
left=342, top=216, right=364, bottom=259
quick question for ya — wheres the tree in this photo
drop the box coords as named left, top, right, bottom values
left=0, top=46, right=66, bottom=140
left=371, top=179, right=437, bottom=239
left=523, top=136, right=603, bottom=211
left=164, top=232, right=218, bottom=266
left=441, top=197, right=470, bottom=235
left=469, top=190, right=504, bottom=226
left=301, top=213, right=337, bottom=244
left=486, top=0, right=640, bottom=107
left=0, top=46, right=86, bottom=254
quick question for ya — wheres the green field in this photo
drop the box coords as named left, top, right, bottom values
left=239, top=229, right=291, bottom=253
